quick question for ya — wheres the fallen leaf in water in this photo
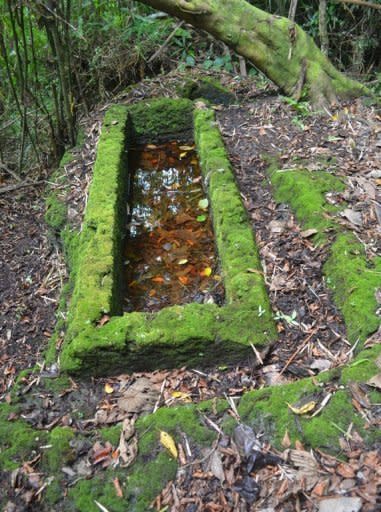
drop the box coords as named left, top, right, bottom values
left=104, top=383, right=114, bottom=394
left=160, top=431, right=178, bottom=459
left=152, top=276, right=164, bottom=283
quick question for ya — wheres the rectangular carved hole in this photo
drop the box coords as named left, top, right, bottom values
left=123, top=140, right=224, bottom=312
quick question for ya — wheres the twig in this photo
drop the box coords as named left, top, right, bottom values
left=0, top=162, right=22, bottom=181
left=148, top=21, right=184, bottom=63
left=0, top=179, right=45, bottom=194
left=279, top=330, right=316, bottom=377
left=250, top=343, right=264, bottom=365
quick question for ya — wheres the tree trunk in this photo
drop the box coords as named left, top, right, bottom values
left=137, top=0, right=368, bottom=107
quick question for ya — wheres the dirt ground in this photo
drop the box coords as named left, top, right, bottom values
left=0, top=73, right=380, bottom=511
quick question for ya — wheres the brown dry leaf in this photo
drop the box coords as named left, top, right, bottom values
left=117, top=377, right=159, bottom=415
left=285, top=449, right=320, bottom=490
left=208, top=450, right=225, bottom=483
left=301, top=228, right=318, bottom=238
left=281, top=430, right=291, bottom=449
left=366, top=373, right=381, bottom=390
left=336, top=462, right=355, bottom=478
left=98, top=315, right=110, bottom=327
left=341, top=208, right=363, bottom=227
left=113, top=477, right=123, bottom=498
left=311, top=479, right=329, bottom=496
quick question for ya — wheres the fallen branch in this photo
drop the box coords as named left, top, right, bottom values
left=148, top=20, right=184, bottom=63
left=0, top=162, right=22, bottom=182
left=336, top=0, right=381, bottom=9
left=0, top=180, right=45, bottom=195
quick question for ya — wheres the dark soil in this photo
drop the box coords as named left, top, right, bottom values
left=0, top=71, right=380, bottom=511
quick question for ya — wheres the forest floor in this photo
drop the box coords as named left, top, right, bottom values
left=0, top=71, right=380, bottom=511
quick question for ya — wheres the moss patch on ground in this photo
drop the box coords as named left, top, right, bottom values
left=179, top=77, right=236, bottom=105
left=268, top=165, right=345, bottom=244
left=324, top=233, right=381, bottom=346
left=58, top=101, right=276, bottom=375
left=268, top=163, right=380, bottom=348
left=0, top=404, right=47, bottom=472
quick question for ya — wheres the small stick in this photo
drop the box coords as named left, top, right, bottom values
left=250, top=343, right=264, bottom=365
left=148, top=21, right=184, bottom=63
left=279, top=330, right=315, bottom=377
left=0, top=180, right=45, bottom=195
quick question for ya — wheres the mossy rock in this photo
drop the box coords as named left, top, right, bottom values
left=179, top=77, right=236, bottom=105
left=127, top=97, right=194, bottom=143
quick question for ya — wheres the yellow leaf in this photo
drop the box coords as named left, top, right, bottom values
left=180, top=152, right=187, bottom=158
left=201, top=267, right=212, bottom=277
left=331, top=114, right=338, bottom=121
left=179, top=145, right=194, bottom=151
left=287, top=401, right=316, bottom=415
left=171, top=391, right=192, bottom=403
left=178, top=259, right=188, bottom=265
left=104, top=383, right=114, bottom=394
left=160, top=431, right=178, bottom=459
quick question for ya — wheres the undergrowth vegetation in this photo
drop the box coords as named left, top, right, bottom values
left=0, top=0, right=380, bottom=176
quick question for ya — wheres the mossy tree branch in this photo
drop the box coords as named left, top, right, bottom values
left=137, top=0, right=369, bottom=106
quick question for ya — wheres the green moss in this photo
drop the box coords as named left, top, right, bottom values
left=0, top=404, right=46, bottom=471
left=268, top=165, right=345, bottom=244
left=127, top=98, right=194, bottom=143
left=342, top=344, right=381, bottom=382
left=100, top=425, right=122, bottom=446
left=235, top=366, right=380, bottom=450
left=45, top=193, right=67, bottom=231
left=324, top=233, right=381, bottom=346
left=65, top=104, right=129, bottom=343
left=58, top=103, right=276, bottom=375
left=39, top=427, right=76, bottom=505
left=179, top=77, right=236, bottom=105
left=68, top=471, right=128, bottom=512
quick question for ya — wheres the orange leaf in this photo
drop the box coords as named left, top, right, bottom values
left=152, top=276, right=164, bottom=283
left=113, top=477, right=123, bottom=498
left=200, top=267, right=212, bottom=277
left=178, top=276, right=189, bottom=285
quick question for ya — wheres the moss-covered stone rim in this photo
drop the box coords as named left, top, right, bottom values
left=58, top=99, right=276, bottom=374
left=267, top=160, right=381, bottom=350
